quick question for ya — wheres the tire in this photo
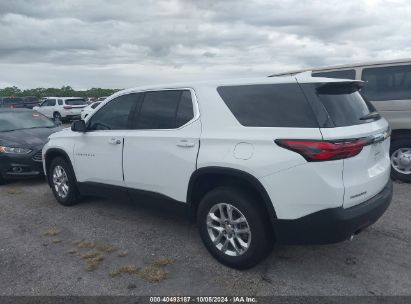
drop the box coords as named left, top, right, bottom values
left=0, top=174, right=6, bottom=185
left=197, top=187, right=273, bottom=269
left=49, top=157, right=81, bottom=206
left=53, top=112, right=62, bottom=122
left=390, top=137, right=411, bottom=183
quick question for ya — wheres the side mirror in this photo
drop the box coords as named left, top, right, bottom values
left=71, top=120, right=86, bottom=132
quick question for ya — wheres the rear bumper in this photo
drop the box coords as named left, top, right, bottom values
left=273, top=179, right=393, bottom=245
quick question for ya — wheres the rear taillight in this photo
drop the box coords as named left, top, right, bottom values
left=63, top=106, right=72, bottom=110
left=275, top=138, right=371, bottom=161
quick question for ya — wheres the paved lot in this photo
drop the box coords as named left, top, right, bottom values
left=0, top=179, right=410, bottom=296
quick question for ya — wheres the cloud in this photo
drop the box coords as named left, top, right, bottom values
left=0, top=0, right=410, bottom=89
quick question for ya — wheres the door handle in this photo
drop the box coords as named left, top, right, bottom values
left=176, top=139, right=195, bottom=148
left=108, top=138, right=122, bottom=145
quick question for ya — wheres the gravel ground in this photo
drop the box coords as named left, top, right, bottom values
left=0, top=178, right=410, bottom=296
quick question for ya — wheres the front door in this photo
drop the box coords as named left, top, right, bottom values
left=72, top=93, right=141, bottom=186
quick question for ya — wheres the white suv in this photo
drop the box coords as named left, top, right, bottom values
left=42, top=75, right=393, bottom=269
left=34, top=97, right=87, bottom=122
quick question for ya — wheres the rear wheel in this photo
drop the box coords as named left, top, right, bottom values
left=390, top=137, right=411, bottom=183
left=197, top=187, right=273, bottom=269
left=49, top=157, right=81, bottom=205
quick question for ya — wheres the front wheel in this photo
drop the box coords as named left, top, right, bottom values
left=49, top=157, right=81, bottom=206
left=390, top=138, right=411, bottom=183
left=197, top=187, right=273, bottom=269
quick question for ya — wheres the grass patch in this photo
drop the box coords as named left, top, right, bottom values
left=152, top=257, right=174, bottom=267
left=80, top=251, right=100, bottom=259
left=140, top=266, right=169, bottom=283
left=6, top=188, right=22, bottom=195
left=43, top=228, right=60, bottom=236
left=76, top=240, right=96, bottom=249
left=96, top=243, right=117, bottom=253
left=85, top=255, right=104, bottom=272
left=117, top=250, right=128, bottom=257
left=109, top=265, right=140, bottom=277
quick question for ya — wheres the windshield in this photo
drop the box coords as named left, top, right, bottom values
left=65, top=99, right=86, bottom=106
left=0, top=111, right=55, bottom=132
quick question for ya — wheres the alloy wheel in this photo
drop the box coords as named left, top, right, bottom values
left=52, top=165, right=69, bottom=198
left=391, top=148, right=411, bottom=175
left=206, top=203, right=251, bottom=257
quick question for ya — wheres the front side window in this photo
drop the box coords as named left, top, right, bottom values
left=133, top=90, right=194, bottom=129
left=44, top=99, right=56, bottom=106
left=361, top=65, right=411, bottom=101
left=88, top=94, right=141, bottom=130
left=217, top=84, right=319, bottom=128
left=312, top=69, right=356, bottom=80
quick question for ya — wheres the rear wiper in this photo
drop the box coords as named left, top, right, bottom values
left=359, top=112, right=381, bottom=121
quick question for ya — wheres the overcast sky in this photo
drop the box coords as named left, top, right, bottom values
left=1, top=0, right=410, bottom=89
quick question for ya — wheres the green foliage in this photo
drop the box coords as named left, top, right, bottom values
left=0, top=86, right=121, bottom=98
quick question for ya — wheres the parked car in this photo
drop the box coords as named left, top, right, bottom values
left=97, top=96, right=107, bottom=102
left=270, top=59, right=411, bottom=182
left=43, top=76, right=393, bottom=269
left=33, top=97, right=87, bottom=122
left=0, top=97, right=40, bottom=109
left=80, top=101, right=101, bottom=120
left=0, top=109, right=61, bottom=185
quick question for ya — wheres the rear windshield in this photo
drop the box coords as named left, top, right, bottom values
left=65, top=99, right=86, bottom=106
left=313, top=83, right=378, bottom=127
left=312, top=69, right=356, bottom=80
left=217, top=84, right=319, bottom=128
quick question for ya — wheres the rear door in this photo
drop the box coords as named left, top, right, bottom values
left=301, top=81, right=391, bottom=208
left=123, top=89, right=201, bottom=202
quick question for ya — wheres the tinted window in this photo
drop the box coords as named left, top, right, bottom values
left=0, top=111, right=55, bottom=132
left=303, top=83, right=377, bottom=127
left=88, top=94, right=141, bottom=130
left=135, top=90, right=183, bottom=129
left=361, top=65, right=411, bottom=101
left=58, top=99, right=63, bottom=105
left=175, top=91, right=194, bottom=127
left=217, top=84, right=318, bottom=127
left=3, top=97, right=23, bottom=104
left=65, top=99, right=86, bottom=106
left=45, top=99, right=56, bottom=106
left=312, top=69, right=356, bottom=80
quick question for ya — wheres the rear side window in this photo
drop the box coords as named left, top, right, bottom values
left=217, top=84, right=319, bottom=128
left=303, top=83, right=377, bottom=127
left=361, top=65, right=411, bottom=101
left=133, top=90, right=194, bottom=129
left=312, top=69, right=356, bottom=80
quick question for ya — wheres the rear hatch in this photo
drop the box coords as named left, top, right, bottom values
left=64, top=99, right=87, bottom=113
left=299, top=79, right=391, bottom=208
